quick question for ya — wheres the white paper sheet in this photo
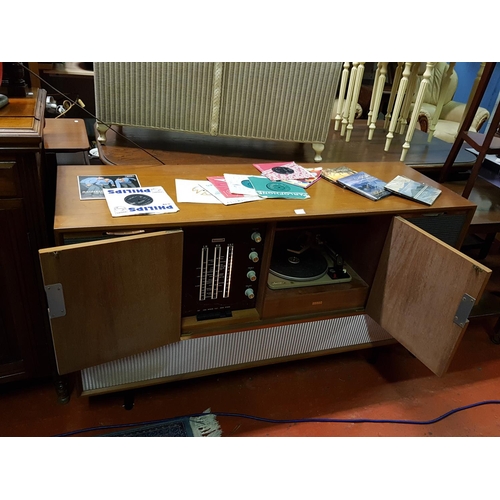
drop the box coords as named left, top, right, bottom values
left=175, top=179, right=221, bottom=204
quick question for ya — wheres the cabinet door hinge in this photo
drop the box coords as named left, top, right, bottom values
left=44, top=283, right=66, bottom=318
left=454, top=293, right=475, bottom=328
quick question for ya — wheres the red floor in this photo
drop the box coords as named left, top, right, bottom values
left=1, top=311, right=499, bottom=438
left=3, top=142, right=500, bottom=439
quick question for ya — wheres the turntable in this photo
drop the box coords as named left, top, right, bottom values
left=267, top=233, right=352, bottom=290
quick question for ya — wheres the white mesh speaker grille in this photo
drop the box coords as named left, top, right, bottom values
left=81, top=314, right=392, bottom=392
left=94, top=62, right=216, bottom=134
left=93, top=62, right=342, bottom=142
left=218, top=62, right=342, bottom=142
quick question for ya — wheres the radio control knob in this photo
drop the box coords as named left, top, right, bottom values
left=251, top=232, right=262, bottom=243
left=249, top=251, right=259, bottom=263
left=245, top=288, right=255, bottom=299
left=247, top=270, right=257, bottom=281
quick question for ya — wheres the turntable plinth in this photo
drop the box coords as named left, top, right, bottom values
left=41, top=161, right=490, bottom=396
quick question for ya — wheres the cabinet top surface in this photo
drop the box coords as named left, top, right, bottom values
left=0, top=89, right=45, bottom=143
left=54, top=162, right=476, bottom=233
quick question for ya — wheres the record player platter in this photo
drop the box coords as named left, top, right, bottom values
left=269, top=247, right=328, bottom=281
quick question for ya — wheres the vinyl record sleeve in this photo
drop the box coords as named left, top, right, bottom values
left=248, top=176, right=310, bottom=199
left=103, top=186, right=179, bottom=217
left=336, top=172, right=392, bottom=201
left=384, top=175, right=442, bottom=206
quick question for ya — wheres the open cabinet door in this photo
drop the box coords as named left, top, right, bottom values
left=366, top=217, right=491, bottom=376
left=39, top=230, right=183, bottom=375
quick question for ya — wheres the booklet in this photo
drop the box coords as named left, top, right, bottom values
left=78, top=174, right=140, bottom=200
left=248, top=176, right=310, bottom=199
left=103, top=186, right=179, bottom=217
left=384, top=175, right=442, bottom=206
left=336, top=171, right=392, bottom=201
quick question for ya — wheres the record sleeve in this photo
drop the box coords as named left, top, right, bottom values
left=321, top=166, right=357, bottom=185
left=384, top=175, right=442, bottom=206
left=78, top=174, right=141, bottom=200
left=248, top=176, right=310, bottom=199
left=199, top=180, right=262, bottom=205
left=223, top=173, right=259, bottom=196
left=336, top=172, right=392, bottom=201
left=103, top=186, right=179, bottom=217
left=260, top=163, right=316, bottom=181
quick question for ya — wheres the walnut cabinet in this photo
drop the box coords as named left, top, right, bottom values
left=38, top=162, right=491, bottom=396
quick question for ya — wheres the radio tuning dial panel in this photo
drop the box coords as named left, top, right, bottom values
left=182, top=225, right=265, bottom=319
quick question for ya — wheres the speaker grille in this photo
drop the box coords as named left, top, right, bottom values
left=81, top=314, right=391, bottom=392
left=94, top=62, right=342, bottom=143
left=405, top=213, right=467, bottom=247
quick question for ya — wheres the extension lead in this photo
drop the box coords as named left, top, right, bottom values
left=54, top=399, right=500, bottom=436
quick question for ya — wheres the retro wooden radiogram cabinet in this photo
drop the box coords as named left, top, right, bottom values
left=38, top=161, right=491, bottom=397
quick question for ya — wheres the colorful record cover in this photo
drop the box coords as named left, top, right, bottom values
left=283, top=167, right=323, bottom=189
left=200, top=180, right=262, bottom=205
left=78, top=174, right=141, bottom=200
left=223, top=173, right=259, bottom=196
left=260, top=163, right=316, bottom=181
left=321, top=166, right=358, bottom=185
left=248, top=176, right=310, bottom=199
left=336, top=172, right=392, bottom=201
left=384, top=175, right=442, bottom=206
left=253, top=161, right=296, bottom=173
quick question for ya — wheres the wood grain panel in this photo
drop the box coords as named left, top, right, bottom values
left=0, top=162, right=19, bottom=197
left=366, top=217, right=491, bottom=376
left=39, top=230, right=183, bottom=374
left=53, top=162, right=476, bottom=236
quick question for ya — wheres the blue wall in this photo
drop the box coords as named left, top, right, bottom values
left=453, top=63, right=500, bottom=130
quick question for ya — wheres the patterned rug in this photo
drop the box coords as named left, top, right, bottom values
left=102, top=413, right=221, bottom=437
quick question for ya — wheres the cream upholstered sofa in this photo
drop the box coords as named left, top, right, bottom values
left=94, top=62, right=343, bottom=162
left=414, top=62, right=490, bottom=143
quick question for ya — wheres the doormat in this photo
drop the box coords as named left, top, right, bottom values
left=102, top=413, right=222, bottom=437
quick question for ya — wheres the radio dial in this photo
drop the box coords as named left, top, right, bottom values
left=245, top=288, right=255, bottom=299
left=247, top=270, right=257, bottom=281
left=249, top=251, right=259, bottom=263
left=251, top=232, right=262, bottom=243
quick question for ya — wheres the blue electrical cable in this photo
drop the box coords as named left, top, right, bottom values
left=54, top=399, right=500, bottom=436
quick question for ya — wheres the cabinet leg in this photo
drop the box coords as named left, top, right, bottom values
left=311, top=143, right=324, bottom=162
left=96, top=122, right=109, bottom=144
left=489, top=318, right=500, bottom=345
left=122, top=390, right=135, bottom=410
left=53, top=376, right=70, bottom=405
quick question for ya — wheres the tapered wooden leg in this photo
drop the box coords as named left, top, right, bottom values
left=367, top=63, right=382, bottom=127
left=384, top=63, right=403, bottom=130
left=401, top=63, right=436, bottom=161
left=398, top=63, right=419, bottom=135
left=346, top=63, right=365, bottom=142
left=341, top=63, right=359, bottom=137
left=334, top=62, right=350, bottom=131
left=385, top=62, right=412, bottom=151
left=368, top=63, right=388, bottom=140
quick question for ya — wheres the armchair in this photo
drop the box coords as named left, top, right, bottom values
left=415, top=62, right=490, bottom=143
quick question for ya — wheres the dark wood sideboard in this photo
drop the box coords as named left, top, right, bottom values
left=0, top=89, right=59, bottom=387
